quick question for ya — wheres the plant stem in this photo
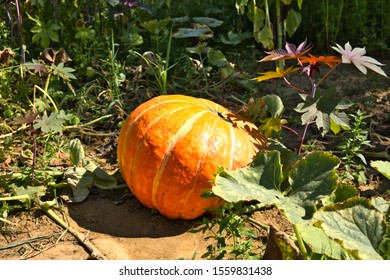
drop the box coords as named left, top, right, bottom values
left=15, top=0, right=25, bottom=63
left=34, top=84, right=59, bottom=112
left=316, top=63, right=340, bottom=88
left=275, top=0, right=283, bottom=50
left=281, top=125, right=300, bottom=137
left=292, top=224, right=309, bottom=260
left=297, top=122, right=310, bottom=155
left=283, top=77, right=310, bottom=95
left=63, top=114, right=113, bottom=130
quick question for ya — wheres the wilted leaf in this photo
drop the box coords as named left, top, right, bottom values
left=84, top=161, right=118, bottom=189
left=39, top=48, right=71, bottom=65
left=371, top=197, right=390, bottom=213
left=10, top=110, right=39, bottom=125
left=13, top=185, right=47, bottom=198
left=64, top=166, right=92, bottom=202
left=263, top=226, right=300, bottom=260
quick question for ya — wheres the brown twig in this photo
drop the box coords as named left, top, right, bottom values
left=38, top=199, right=108, bottom=260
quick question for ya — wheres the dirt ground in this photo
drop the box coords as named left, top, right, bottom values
left=1, top=62, right=389, bottom=260
left=0, top=188, right=211, bottom=260
left=0, top=187, right=292, bottom=260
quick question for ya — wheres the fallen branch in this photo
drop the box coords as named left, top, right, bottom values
left=38, top=199, right=108, bottom=260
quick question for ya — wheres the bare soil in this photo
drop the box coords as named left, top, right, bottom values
left=1, top=63, right=389, bottom=260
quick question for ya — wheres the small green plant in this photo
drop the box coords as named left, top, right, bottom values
left=191, top=202, right=262, bottom=260
left=337, top=109, right=372, bottom=185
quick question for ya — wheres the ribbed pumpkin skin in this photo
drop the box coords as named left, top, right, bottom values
left=117, top=94, right=266, bottom=219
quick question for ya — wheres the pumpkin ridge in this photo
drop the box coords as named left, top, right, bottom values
left=125, top=106, right=186, bottom=194
left=120, top=99, right=198, bottom=149
left=227, top=122, right=236, bottom=171
left=151, top=111, right=208, bottom=208
left=181, top=114, right=220, bottom=205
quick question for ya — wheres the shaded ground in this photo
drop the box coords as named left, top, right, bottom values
left=1, top=61, right=389, bottom=260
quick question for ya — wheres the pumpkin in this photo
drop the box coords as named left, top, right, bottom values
left=117, top=94, right=266, bottom=219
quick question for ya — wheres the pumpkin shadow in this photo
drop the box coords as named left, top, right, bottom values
left=66, top=189, right=199, bottom=238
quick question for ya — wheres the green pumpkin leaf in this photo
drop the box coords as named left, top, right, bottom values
left=214, top=151, right=339, bottom=224
left=213, top=151, right=282, bottom=203
left=186, top=43, right=208, bottom=56
left=219, top=31, right=252, bottom=45
left=297, top=223, right=355, bottom=259
left=288, top=152, right=340, bottom=218
left=313, top=204, right=385, bottom=260
left=370, top=160, right=390, bottom=180
left=140, top=18, right=171, bottom=35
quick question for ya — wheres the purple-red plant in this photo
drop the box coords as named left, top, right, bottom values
left=254, top=40, right=387, bottom=154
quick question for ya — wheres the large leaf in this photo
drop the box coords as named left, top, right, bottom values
left=193, top=17, right=223, bottom=28
left=258, top=25, right=274, bottom=50
left=173, top=27, right=210, bottom=38
left=370, top=160, right=390, bottom=180
left=313, top=203, right=385, bottom=260
left=297, top=223, right=355, bottom=259
left=288, top=152, right=340, bottom=217
left=285, top=9, right=302, bottom=37
left=213, top=151, right=282, bottom=204
left=214, top=151, right=339, bottom=224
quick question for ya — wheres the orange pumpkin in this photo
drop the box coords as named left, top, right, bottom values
left=117, top=94, right=266, bottom=219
